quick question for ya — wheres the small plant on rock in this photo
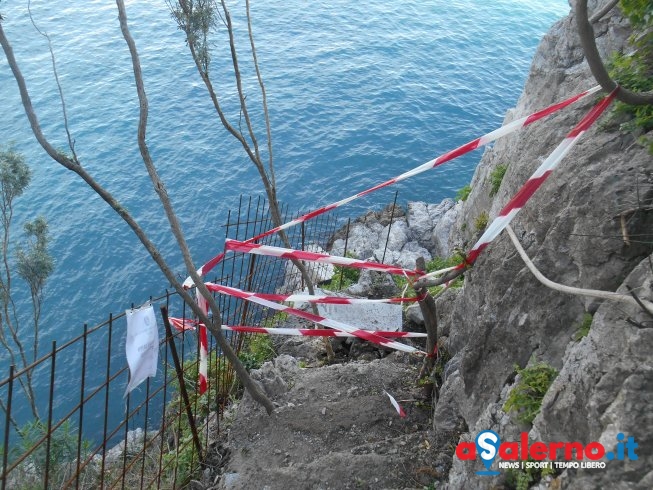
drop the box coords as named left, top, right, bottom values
left=506, top=458, right=556, bottom=490
left=238, top=333, right=276, bottom=371
left=504, top=362, right=558, bottom=425
left=12, top=419, right=95, bottom=488
left=322, top=252, right=360, bottom=291
left=456, top=184, right=472, bottom=202
left=474, top=211, right=489, bottom=232
left=572, top=312, right=593, bottom=341
left=425, top=255, right=465, bottom=294
left=489, top=164, right=508, bottom=196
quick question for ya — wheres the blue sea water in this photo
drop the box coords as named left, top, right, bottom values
left=0, top=0, right=569, bottom=430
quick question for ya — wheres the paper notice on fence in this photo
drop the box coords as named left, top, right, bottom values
left=124, top=303, right=159, bottom=397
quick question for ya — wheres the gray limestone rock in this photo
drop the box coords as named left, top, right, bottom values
left=405, top=303, right=424, bottom=327
left=433, top=201, right=460, bottom=258
left=532, top=256, right=653, bottom=489
left=250, top=355, right=299, bottom=399
left=328, top=200, right=458, bottom=273
left=379, top=219, right=410, bottom=252
left=437, top=6, right=653, bottom=488
left=345, top=269, right=400, bottom=299
left=407, top=200, right=456, bottom=253
left=329, top=221, right=383, bottom=260
left=396, top=241, right=432, bottom=270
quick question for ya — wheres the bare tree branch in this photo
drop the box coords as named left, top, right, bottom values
left=27, top=0, right=78, bottom=161
left=246, top=0, right=275, bottom=191
left=576, top=0, right=653, bottom=105
left=589, top=0, right=620, bottom=23
left=219, top=0, right=262, bottom=164
left=115, top=0, right=274, bottom=414
left=506, top=225, right=653, bottom=312
left=412, top=266, right=466, bottom=290
left=1, top=5, right=274, bottom=414
left=168, top=0, right=334, bottom=359
left=415, top=257, right=438, bottom=389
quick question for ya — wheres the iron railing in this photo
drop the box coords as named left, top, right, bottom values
left=0, top=193, right=399, bottom=488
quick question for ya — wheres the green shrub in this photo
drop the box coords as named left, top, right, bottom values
left=425, top=255, right=464, bottom=272
left=489, top=164, right=508, bottom=196
left=474, top=211, right=489, bottom=232
left=608, top=1, right=653, bottom=152
left=11, top=419, right=95, bottom=488
left=620, top=0, right=653, bottom=26
left=322, top=252, right=361, bottom=291
left=609, top=51, right=653, bottom=131
left=238, top=333, right=276, bottom=371
left=572, top=312, right=593, bottom=341
left=456, top=184, right=472, bottom=202
left=504, top=362, right=558, bottom=425
left=506, top=459, right=556, bottom=490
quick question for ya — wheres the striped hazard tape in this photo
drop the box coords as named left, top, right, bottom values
left=204, top=283, right=425, bottom=354
left=194, top=290, right=209, bottom=394
left=420, top=87, right=618, bottom=281
left=205, top=285, right=425, bottom=305
left=181, top=86, right=609, bottom=393
left=169, top=318, right=427, bottom=338
left=225, top=239, right=422, bottom=277
left=183, top=85, right=602, bottom=287
left=384, top=390, right=407, bottom=418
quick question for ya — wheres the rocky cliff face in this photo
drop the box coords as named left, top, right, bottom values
left=207, top=3, right=652, bottom=489
left=436, top=1, right=653, bottom=488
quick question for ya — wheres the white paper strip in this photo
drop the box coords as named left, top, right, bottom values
left=124, top=303, right=159, bottom=396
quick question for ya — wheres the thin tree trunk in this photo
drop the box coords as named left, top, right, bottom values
left=589, top=0, right=619, bottom=23
left=415, top=257, right=438, bottom=388
left=575, top=0, right=653, bottom=105
left=0, top=10, right=275, bottom=414
left=115, top=0, right=274, bottom=413
left=171, top=0, right=335, bottom=359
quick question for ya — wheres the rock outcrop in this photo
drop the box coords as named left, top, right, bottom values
left=436, top=2, right=653, bottom=488
left=329, top=199, right=458, bottom=270
left=208, top=3, right=652, bottom=489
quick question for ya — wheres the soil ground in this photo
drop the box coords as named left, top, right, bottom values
left=197, top=334, right=461, bottom=490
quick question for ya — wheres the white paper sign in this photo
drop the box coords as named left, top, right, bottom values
left=124, top=303, right=159, bottom=396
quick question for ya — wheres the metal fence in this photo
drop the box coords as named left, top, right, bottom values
left=0, top=195, right=345, bottom=489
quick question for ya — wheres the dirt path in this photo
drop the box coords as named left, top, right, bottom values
left=209, top=344, right=458, bottom=490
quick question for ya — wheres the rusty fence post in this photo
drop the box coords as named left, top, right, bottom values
left=382, top=190, right=399, bottom=264
left=1, top=365, right=14, bottom=490
left=160, top=305, right=203, bottom=464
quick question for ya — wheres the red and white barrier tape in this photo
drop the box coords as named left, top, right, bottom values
left=421, top=87, right=618, bottom=281
left=183, top=85, right=602, bottom=287
left=169, top=318, right=427, bottom=338
left=204, top=283, right=425, bottom=354
left=384, top=390, right=406, bottom=418
left=206, top=285, right=424, bottom=305
left=225, top=239, right=422, bottom=277
left=195, top=290, right=209, bottom=394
